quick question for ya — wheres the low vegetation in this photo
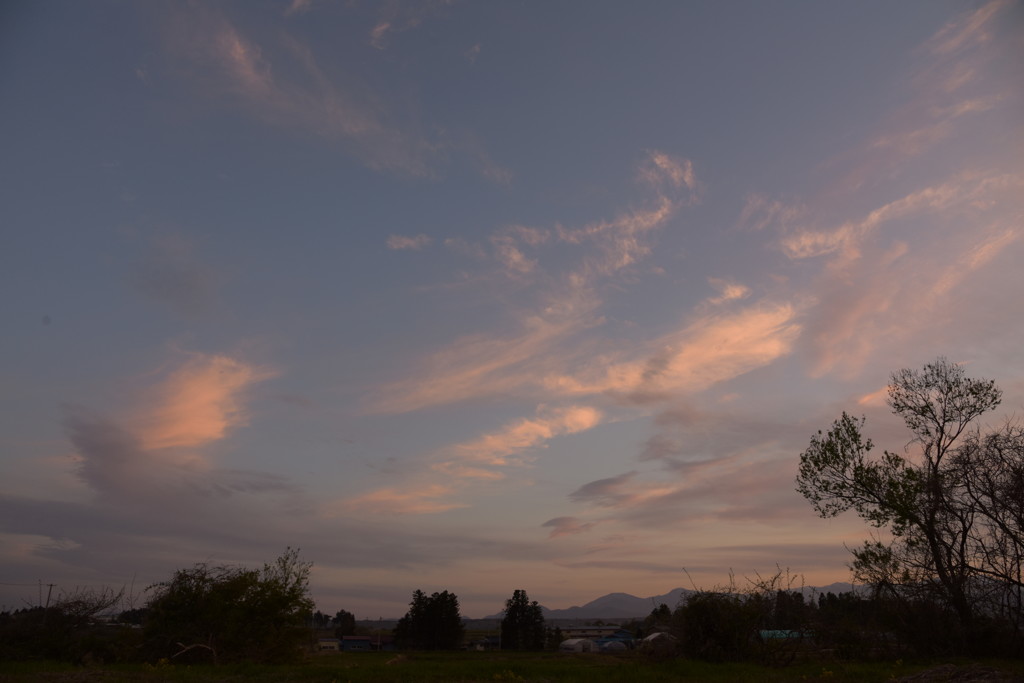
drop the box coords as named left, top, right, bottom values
left=3, top=651, right=1023, bottom=683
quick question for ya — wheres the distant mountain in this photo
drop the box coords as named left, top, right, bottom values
left=484, top=583, right=858, bottom=620
left=484, top=588, right=690, bottom=620
left=807, top=582, right=860, bottom=598
left=542, top=588, right=694, bottom=619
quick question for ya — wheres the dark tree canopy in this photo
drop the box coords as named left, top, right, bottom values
left=311, top=609, right=332, bottom=629
left=143, top=548, right=313, bottom=663
left=500, top=589, right=546, bottom=650
left=394, top=590, right=464, bottom=650
left=796, top=358, right=1022, bottom=649
left=332, top=608, right=356, bottom=637
left=0, top=587, right=129, bottom=663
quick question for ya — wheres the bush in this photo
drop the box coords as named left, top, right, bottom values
left=143, top=548, right=313, bottom=664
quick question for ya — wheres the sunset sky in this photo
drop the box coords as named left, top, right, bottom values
left=2, top=0, right=1023, bottom=618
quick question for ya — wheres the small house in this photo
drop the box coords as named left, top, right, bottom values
left=317, top=638, right=341, bottom=651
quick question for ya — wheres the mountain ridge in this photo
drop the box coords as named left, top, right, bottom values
left=483, top=582, right=857, bottom=620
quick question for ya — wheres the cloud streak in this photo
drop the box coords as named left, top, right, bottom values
left=387, top=234, right=433, bottom=250
left=370, top=151, right=704, bottom=414
left=440, top=405, right=602, bottom=470
left=165, top=5, right=439, bottom=175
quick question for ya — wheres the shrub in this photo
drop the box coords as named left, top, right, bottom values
left=143, top=548, right=313, bottom=664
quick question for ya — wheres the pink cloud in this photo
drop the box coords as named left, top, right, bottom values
left=61, top=352, right=279, bottom=504
left=544, top=302, right=801, bottom=401
left=138, top=353, right=276, bottom=451
left=330, top=484, right=467, bottom=515
left=445, top=405, right=603, bottom=468
left=705, top=278, right=750, bottom=306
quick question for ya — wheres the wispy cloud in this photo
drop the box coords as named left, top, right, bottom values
left=387, top=234, right=433, bottom=250
left=365, top=149, right=805, bottom=522
left=544, top=302, right=801, bottom=403
left=345, top=404, right=604, bottom=515
left=284, top=0, right=313, bottom=17
left=369, top=152, right=701, bottom=413
left=736, top=194, right=805, bottom=232
left=568, top=471, right=638, bottom=507
left=924, top=0, right=1010, bottom=57
left=216, top=24, right=273, bottom=96
left=566, top=450, right=809, bottom=531
left=780, top=177, right=976, bottom=261
left=368, top=295, right=598, bottom=414
left=706, top=278, right=750, bottom=306
left=164, top=5, right=438, bottom=175
left=440, top=405, right=602, bottom=469
left=542, top=516, right=598, bottom=538
left=783, top=172, right=1023, bottom=377
left=746, top=1, right=1024, bottom=382
left=820, top=0, right=1016, bottom=193
left=333, top=484, right=467, bottom=515
left=367, top=1, right=456, bottom=50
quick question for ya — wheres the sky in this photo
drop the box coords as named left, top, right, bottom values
left=1, top=0, right=1023, bottom=619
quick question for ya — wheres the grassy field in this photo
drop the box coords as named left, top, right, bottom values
left=3, top=652, right=1023, bottom=683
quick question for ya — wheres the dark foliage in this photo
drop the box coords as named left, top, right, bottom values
left=796, top=358, right=1023, bottom=655
left=676, top=590, right=759, bottom=662
left=500, top=589, right=546, bottom=650
left=310, top=609, right=332, bottom=630
left=394, top=589, right=464, bottom=650
left=0, top=587, right=137, bottom=663
left=333, top=608, right=356, bottom=637
left=544, top=625, right=563, bottom=651
left=143, top=547, right=313, bottom=664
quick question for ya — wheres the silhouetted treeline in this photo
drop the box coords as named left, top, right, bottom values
left=640, top=584, right=1024, bottom=663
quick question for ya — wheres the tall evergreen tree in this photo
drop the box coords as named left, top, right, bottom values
left=394, top=590, right=464, bottom=650
left=500, top=589, right=546, bottom=650
left=332, top=609, right=356, bottom=637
